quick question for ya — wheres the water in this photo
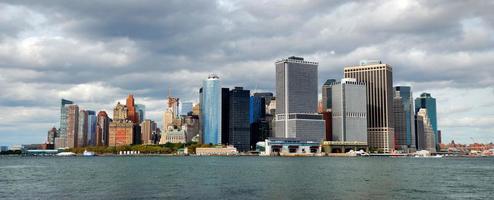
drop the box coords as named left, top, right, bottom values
left=0, top=156, right=493, bottom=199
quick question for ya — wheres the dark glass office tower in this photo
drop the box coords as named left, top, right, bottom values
left=221, top=87, right=230, bottom=145
left=395, top=86, right=416, bottom=151
left=250, top=95, right=268, bottom=148
left=229, top=87, right=251, bottom=152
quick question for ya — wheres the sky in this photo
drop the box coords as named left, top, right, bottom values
left=1, top=0, right=493, bottom=146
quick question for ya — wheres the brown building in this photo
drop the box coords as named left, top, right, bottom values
left=344, top=60, right=394, bottom=153
left=109, top=102, right=134, bottom=146
left=322, top=111, right=332, bottom=141
left=66, top=105, right=79, bottom=148
left=96, top=111, right=110, bottom=146
left=126, top=94, right=139, bottom=124
left=47, top=127, right=57, bottom=145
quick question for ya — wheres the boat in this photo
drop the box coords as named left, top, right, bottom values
left=83, top=150, right=96, bottom=157
left=56, top=152, right=76, bottom=156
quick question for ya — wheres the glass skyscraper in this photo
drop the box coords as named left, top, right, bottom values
left=201, top=74, right=222, bottom=145
left=229, top=87, right=251, bottom=151
left=135, top=104, right=145, bottom=123
left=180, top=102, right=193, bottom=116
left=59, top=99, right=74, bottom=137
left=87, top=110, right=97, bottom=146
left=415, top=93, right=438, bottom=149
left=322, top=79, right=336, bottom=111
left=395, top=86, right=416, bottom=150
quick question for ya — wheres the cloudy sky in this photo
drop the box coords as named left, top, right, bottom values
left=1, top=0, right=493, bottom=146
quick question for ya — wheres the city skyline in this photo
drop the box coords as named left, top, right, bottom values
left=1, top=1, right=494, bottom=146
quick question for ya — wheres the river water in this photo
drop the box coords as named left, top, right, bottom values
left=0, top=156, right=493, bottom=199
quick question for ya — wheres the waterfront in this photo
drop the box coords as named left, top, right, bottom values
left=1, top=157, right=493, bottom=199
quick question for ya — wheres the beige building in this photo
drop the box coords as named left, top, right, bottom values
left=66, top=105, right=79, bottom=148
left=140, top=119, right=157, bottom=145
left=344, top=60, right=394, bottom=153
left=160, top=128, right=186, bottom=144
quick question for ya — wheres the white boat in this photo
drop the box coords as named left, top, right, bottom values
left=83, top=150, right=96, bottom=156
left=56, top=152, right=76, bottom=156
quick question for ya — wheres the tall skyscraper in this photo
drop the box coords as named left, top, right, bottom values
left=201, top=74, right=222, bottom=145
left=322, top=79, right=337, bottom=111
left=66, top=104, right=79, bottom=148
left=416, top=108, right=436, bottom=152
left=274, top=56, right=325, bottom=141
left=395, top=86, right=416, bottom=150
left=109, top=102, right=134, bottom=146
left=126, top=94, right=139, bottom=124
left=96, top=111, right=110, bottom=146
left=331, top=78, right=367, bottom=143
left=168, top=96, right=180, bottom=117
left=393, top=92, right=407, bottom=150
left=180, top=102, right=193, bottom=116
left=221, top=88, right=230, bottom=144
left=78, top=110, right=88, bottom=147
left=344, top=60, right=394, bottom=153
left=229, top=87, right=251, bottom=152
left=57, top=99, right=73, bottom=147
left=415, top=93, right=438, bottom=150
left=87, top=110, right=97, bottom=146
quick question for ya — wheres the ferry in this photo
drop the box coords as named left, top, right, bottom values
left=56, top=152, right=76, bottom=156
left=83, top=150, right=96, bottom=157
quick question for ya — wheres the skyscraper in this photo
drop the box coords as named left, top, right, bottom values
left=87, top=110, right=97, bottom=146
left=393, top=92, right=407, bottom=150
left=47, top=127, right=57, bottom=145
left=78, top=110, right=88, bottom=147
left=57, top=99, right=73, bottom=147
left=126, top=94, right=139, bottom=124
left=415, top=93, right=438, bottom=150
left=416, top=108, right=436, bottom=152
left=344, top=60, right=394, bottom=153
left=66, top=104, right=79, bottom=148
left=395, top=86, right=416, bottom=150
left=168, top=96, right=180, bottom=118
left=274, top=56, right=325, bottom=141
left=221, top=88, right=230, bottom=145
left=96, top=111, right=110, bottom=146
left=331, top=78, right=368, bottom=143
left=201, top=74, right=222, bottom=145
left=322, top=79, right=337, bottom=111
left=229, top=87, right=251, bottom=152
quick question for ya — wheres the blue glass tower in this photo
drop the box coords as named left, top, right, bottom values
left=249, top=96, right=265, bottom=124
left=201, top=74, right=222, bottom=144
left=59, top=99, right=74, bottom=137
left=415, top=93, right=437, bottom=148
left=87, top=110, right=97, bottom=146
left=395, top=86, right=415, bottom=149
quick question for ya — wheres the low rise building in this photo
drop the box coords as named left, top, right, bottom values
left=196, top=146, right=238, bottom=156
left=256, top=138, right=321, bottom=156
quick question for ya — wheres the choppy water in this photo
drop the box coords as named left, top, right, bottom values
left=0, top=156, right=493, bottom=199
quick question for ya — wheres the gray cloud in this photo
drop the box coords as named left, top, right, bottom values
left=1, top=0, right=494, bottom=145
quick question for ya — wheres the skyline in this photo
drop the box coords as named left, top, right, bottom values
left=1, top=0, right=494, bottom=145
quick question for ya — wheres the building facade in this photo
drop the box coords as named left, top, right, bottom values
left=201, top=74, right=222, bottom=145
left=331, top=78, right=368, bottom=143
left=66, top=105, right=79, bottom=148
left=141, top=119, right=157, bottom=145
left=87, top=110, right=97, bottom=146
left=78, top=110, right=88, bottom=147
left=416, top=108, right=436, bottom=152
left=135, top=104, right=145, bottom=124
left=322, top=79, right=337, bottom=111
left=415, top=93, right=438, bottom=150
left=395, top=86, right=416, bottom=150
left=393, top=92, right=407, bottom=150
left=96, top=111, right=110, bottom=146
left=109, top=102, right=134, bottom=146
left=274, top=56, right=325, bottom=141
left=344, top=60, right=394, bottom=153
left=47, top=127, right=57, bottom=145
left=229, top=87, right=251, bottom=152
